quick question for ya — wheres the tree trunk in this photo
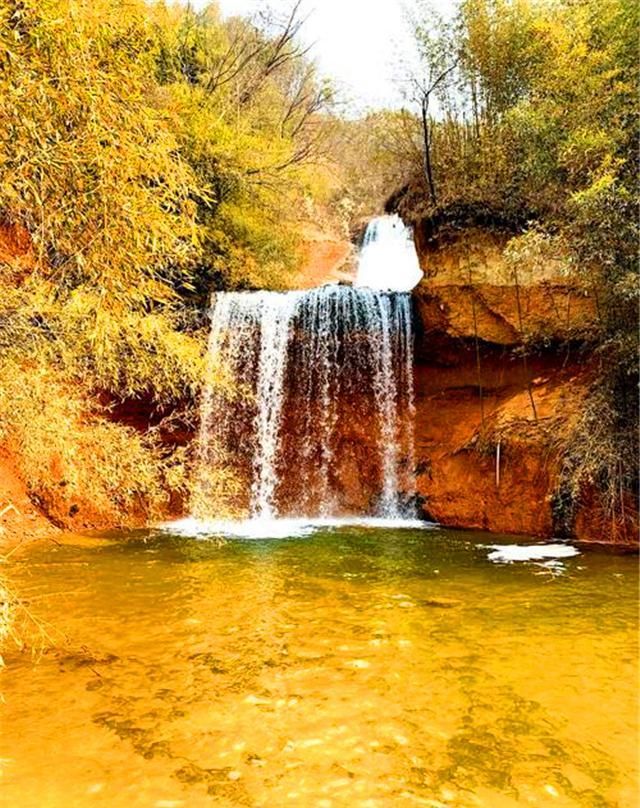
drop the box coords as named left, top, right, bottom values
left=421, top=95, right=437, bottom=206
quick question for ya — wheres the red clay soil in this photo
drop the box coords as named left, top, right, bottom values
left=412, top=350, right=586, bottom=537
left=414, top=282, right=598, bottom=347
left=412, top=344, right=637, bottom=544
left=292, top=223, right=355, bottom=288
left=0, top=450, right=61, bottom=551
left=0, top=220, right=35, bottom=283
left=409, top=228, right=636, bottom=545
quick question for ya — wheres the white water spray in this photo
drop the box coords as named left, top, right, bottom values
left=194, top=284, right=416, bottom=522
left=355, top=214, right=423, bottom=292
left=252, top=293, right=301, bottom=517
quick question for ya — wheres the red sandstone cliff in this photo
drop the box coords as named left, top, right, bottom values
left=409, top=226, right=636, bottom=544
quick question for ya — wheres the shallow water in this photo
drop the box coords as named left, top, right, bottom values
left=1, top=526, right=637, bottom=807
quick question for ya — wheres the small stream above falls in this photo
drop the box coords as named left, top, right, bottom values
left=194, top=285, right=416, bottom=522
left=356, top=214, right=423, bottom=292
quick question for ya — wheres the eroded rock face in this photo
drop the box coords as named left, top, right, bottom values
left=407, top=223, right=636, bottom=544
left=414, top=282, right=598, bottom=347
left=410, top=349, right=589, bottom=537
left=413, top=223, right=598, bottom=343
left=408, top=330, right=639, bottom=543
left=415, top=226, right=513, bottom=282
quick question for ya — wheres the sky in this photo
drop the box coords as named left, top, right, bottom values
left=186, top=0, right=456, bottom=110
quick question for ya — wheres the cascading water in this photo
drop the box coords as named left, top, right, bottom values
left=194, top=285, right=416, bottom=522
left=355, top=214, right=423, bottom=292
left=191, top=213, right=422, bottom=529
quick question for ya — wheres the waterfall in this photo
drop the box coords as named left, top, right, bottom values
left=252, top=292, right=301, bottom=517
left=194, top=285, right=416, bottom=522
left=355, top=214, right=423, bottom=292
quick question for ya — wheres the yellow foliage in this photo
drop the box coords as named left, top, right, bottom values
left=0, top=0, right=203, bottom=300
left=0, top=0, right=332, bottom=525
left=0, top=360, right=181, bottom=526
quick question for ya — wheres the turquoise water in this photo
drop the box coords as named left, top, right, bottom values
left=1, top=525, right=637, bottom=807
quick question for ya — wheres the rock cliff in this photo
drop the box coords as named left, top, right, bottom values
left=409, top=224, right=636, bottom=544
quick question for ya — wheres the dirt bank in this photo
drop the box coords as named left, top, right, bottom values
left=0, top=450, right=61, bottom=551
left=412, top=342, right=590, bottom=537
left=292, top=222, right=355, bottom=288
left=409, top=225, right=637, bottom=545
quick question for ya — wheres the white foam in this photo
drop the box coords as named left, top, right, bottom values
left=160, top=516, right=433, bottom=540
left=355, top=215, right=423, bottom=292
left=486, top=543, right=580, bottom=563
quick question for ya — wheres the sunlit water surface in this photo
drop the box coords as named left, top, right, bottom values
left=1, top=525, right=637, bottom=808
